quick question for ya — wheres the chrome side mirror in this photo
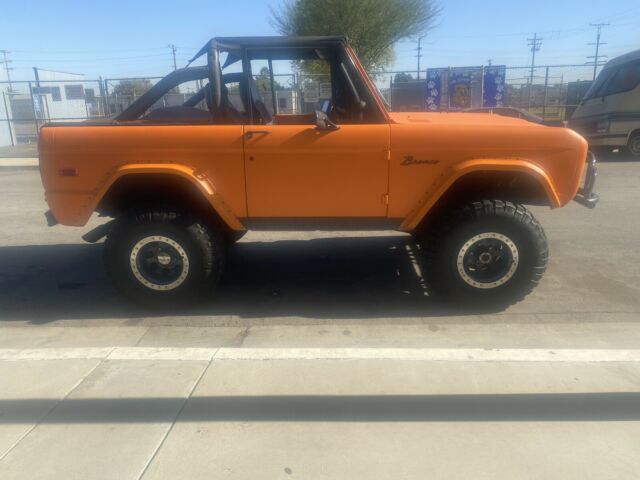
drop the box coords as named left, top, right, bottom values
left=315, top=110, right=340, bottom=131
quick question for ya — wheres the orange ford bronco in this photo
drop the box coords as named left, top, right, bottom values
left=39, top=36, right=598, bottom=307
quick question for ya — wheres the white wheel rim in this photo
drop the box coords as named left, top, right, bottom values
left=129, top=236, right=190, bottom=291
left=456, top=232, right=519, bottom=289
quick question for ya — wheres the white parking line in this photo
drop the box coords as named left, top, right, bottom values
left=215, top=348, right=640, bottom=362
left=1, top=347, right=640, bottom=362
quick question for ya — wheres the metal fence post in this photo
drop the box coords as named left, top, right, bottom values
left=542, top=66, right=550, bottom=119
left=2, top=91, right=15, bottom=146
left=98, top=76, right=107, bottom=117
left=27, top=81, right=40, bottom=143
left=480, top=65, right=485, bottom=108
left=104, top=79, right=110, bottom=116
left=446, top=67, right=451, bottom=111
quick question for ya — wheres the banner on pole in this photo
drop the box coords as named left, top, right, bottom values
left=425, top=68, right=447, bottom=111
left=448, top=68, right=476, bottom=109
left=482, top=66, right=506, bottom=108
left=425, top=65, right=505, bottom=110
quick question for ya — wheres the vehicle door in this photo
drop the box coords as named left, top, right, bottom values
left=242, top=48, right=390, bottom=218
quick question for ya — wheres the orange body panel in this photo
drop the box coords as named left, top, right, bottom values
left=40, top=125, right=246, bottom=227
left=387, top=112, right=588, bottom=228
left=244, top=124, right=389, bottom=217
left=40, top=111, right=588, bottom=232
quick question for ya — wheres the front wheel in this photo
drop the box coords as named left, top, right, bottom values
left=104, top=209, right=225, bottom=307
left=419, top=200, right=548, bottom=308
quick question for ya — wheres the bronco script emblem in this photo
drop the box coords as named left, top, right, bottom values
left=401, top=155, right=440, bottom=166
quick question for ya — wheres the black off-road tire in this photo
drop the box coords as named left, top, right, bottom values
left=104, top=209, right=225, bottom=307
left=627, top=132, right=640, bottom=158
left=419, top=200, right=548, bottom=308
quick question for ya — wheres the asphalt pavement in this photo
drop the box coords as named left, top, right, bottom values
left=1, top=160, right=639, bottom=479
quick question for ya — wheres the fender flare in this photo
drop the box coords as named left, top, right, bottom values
left=400, top=159, right=560, bottom=232
left=92, top=163, right=245, bottom=231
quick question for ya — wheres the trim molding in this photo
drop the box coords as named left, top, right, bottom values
left=241, top=217, right=403, bottom=231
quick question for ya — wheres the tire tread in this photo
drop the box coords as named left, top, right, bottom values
left=419, top=199, right=548, bottom=308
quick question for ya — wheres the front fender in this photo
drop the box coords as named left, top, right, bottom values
left=399, top=159, right=560, bottom=232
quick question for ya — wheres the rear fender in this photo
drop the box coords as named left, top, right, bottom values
left=93, top=164, right=245, bottom=231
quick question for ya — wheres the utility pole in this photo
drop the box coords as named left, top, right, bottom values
left=168, top=44, right=179, bottom=93
left=587, top=23, right=609, bottom=80
left=415, top=36, right=425, bottom=80
left=0, top=50, right=14, bottom=92
left=168, top=44, right=178, bottom=70
left=527, top=33, right=543, bottom=109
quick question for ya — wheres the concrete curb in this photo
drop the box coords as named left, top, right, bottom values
left=0, top=158, right=39, bottom=171
left=3, top=347, right=640, bottom=363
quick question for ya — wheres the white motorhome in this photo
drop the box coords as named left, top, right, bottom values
left=570, top=49, right=640, bottom=157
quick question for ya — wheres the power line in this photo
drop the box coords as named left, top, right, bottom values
left=0, top=50, right=14, bottom=91
left=586, top=23, right=609, bottom=80
left=11, top=53, right=178, bottom=63
left=527, top=33, right=543, bottom=108
left=598, top=5, right=640, bottom=22
left=10, top=46, right=171, bottom=54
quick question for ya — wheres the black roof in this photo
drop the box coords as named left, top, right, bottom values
left=215, top=36, right=347, bottom=47
left=189, top=36, right=348, bottom=63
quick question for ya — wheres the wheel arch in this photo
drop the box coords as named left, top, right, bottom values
left=94, top=164, right=245, bottom=233
left=628, top=128, right=640, bottom=148
left=401, top=160, right=560, bottom=232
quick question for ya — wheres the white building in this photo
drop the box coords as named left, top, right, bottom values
left=33, top=69, right=88, bottom=122
left=0, top=68, right=89, bottom=147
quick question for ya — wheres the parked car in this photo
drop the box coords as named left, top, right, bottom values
left=38, top=36, right=598, bottom=308
left=570, top=49, right=640, bottom=157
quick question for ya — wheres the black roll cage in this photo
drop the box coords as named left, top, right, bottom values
left=117, top=36, right=385, bottom=124
left=115, top=66, right=209, bottom=121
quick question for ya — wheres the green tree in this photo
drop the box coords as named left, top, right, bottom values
left=271, top=0, right=440, bottom=72
left=112, top=79, right=153, bottom=97
left=254, top=67, right=285, bottom=93
left=394, top=72, right=414, bottom=83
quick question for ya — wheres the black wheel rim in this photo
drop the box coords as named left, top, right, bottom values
left=129, top=236, right=190, bottom=291
left=457, top=232, right=519, bottom=289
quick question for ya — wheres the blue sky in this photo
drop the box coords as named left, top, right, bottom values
left=0, top=0, right=638, bottom=81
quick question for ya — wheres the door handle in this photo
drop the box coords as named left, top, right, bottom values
left=245, top=130, right=271, bottom=139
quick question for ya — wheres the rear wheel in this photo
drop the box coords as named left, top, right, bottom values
left=419, top=200, right=548, bottom=308
left=104, top=209, right=224, bottom=306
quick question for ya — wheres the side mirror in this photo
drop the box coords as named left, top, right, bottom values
left=315, top=110, right=340, bottom=131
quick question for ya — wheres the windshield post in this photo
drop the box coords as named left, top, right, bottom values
left=344, top=45, right=390, bottom=121
left=207, top=43, right=223, bottom=117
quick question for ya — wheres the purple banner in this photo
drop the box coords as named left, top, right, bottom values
left=483, top=66, right=506, bottom=107
left=425, top=68, right=447, bottom=111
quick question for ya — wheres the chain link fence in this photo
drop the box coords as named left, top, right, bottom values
left=0, top=63, right=598, bottom=146
left=370, top=64, right=598, bottom=119
left=0, top=79, right=105, bottom=145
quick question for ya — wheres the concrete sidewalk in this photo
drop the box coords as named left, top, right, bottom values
left=1, top=345, right=640, bottom=480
